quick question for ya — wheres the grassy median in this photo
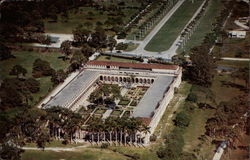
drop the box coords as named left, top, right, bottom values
left=145, top=0, right=204, bottom=52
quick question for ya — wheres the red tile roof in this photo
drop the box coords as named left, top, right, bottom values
left=86, top=61, right=178, bottom=70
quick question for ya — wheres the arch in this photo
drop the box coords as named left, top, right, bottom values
left=107, top=76, right=110, bottom=81
left=127, top=77, right=131, bottom=83
left=123, top=77, right=127, bottom=82
left=115, top=77, right=118, bottom=82
left=151, top=79, right=154, bottom=83
left=104, top=76, right=107, bottom=81
left=144, top=79, right=147, bottom=83
left=119, top=77, right=122, bottom=82
left=111, top=77, right=114, bottom=82
left=132, top=78, right=135, bottom=83
left=147, top=79, right=150, bottom=84
left=139, top=78, right=142, bottom=83
left=135, top=78, right=139, bottom=83
left=100, top=75, right=103, bottom=81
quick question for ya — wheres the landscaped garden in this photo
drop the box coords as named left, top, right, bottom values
left=145, top=0, right=204, bottom=52
left=75, top=83, right=149, bottom=124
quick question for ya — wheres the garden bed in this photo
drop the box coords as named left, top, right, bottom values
left=111, top=110, right=123, bottom=116
left=130, top=100, right=138, bottom=106
left=118, top=100, right=130, bottom=105
left=94, top=108, right=107, bottom=114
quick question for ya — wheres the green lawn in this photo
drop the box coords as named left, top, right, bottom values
left=25, top=141, right=86, bottom=148
left=45, top=2, right=140, bottom=34
left=216, top=60, right=249, bottom=68
left=22, top=148, right=128, bottom=160
left=182, top=108, right=215, bottom=159
left=0, top=51, right=69, bottom=105
left=178, top=0, right=223, bottom=53
left=124, top=43, right=139, bottom=52
left=145, top=0, right=204, bottom=52
left=96, top=55, right=140, bottom=63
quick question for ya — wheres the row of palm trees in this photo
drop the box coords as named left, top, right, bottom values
left=179, top=0, right=209, bottom=48
left=86, top=117, right=150, bottom=145
left=133, top=0, right=178, bottom=40
left=45, top=106, right=150, bottom=145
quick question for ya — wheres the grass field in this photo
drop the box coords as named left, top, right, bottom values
left=22, top=148, right=128, bottom=160
left=144, top=0, right=204, bottom=52
left=182, top=108, right=215, bottom=159
left=0, top=51, right=69, bottom=105
left=216, top=60, right=249, bottom=68
left=45, top=2, right=140, bottom=34
left=25, top=141, right=87, bottom=148
left=96, top=55, right=140, bottom=63
left=213, top=33, right=250, bottom=58
left=178, top=0, right=223, bottom=53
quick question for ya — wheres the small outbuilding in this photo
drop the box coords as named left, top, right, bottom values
left=228, top=30, right=246, bottom=39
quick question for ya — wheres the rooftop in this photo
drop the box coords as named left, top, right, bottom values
left=44, top=70, right=99, bottom=108
left=132, top=75, right=174, bottom=118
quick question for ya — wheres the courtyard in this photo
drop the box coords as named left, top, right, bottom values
left=77, top=83, right=150, bottom=125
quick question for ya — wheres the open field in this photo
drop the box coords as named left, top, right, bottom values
left=216, top=60, right=249, bottom=68
left=44, top=2, right=140, bottom=34
left=213, top=33, right=250, bottom=58
left=144, top=0, right=204, bottom=52
left=182, top=108, right=215, bottom=159
left=178, top=0, right=223, bottom=53
left=0, top=51, right=69, bottom=105
left=22, top=148, right=128, bottom=160
left=96, top=55, right=140, bottom=63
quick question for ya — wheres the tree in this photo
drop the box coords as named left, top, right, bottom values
left=0, top=43, right=14, bottom=61
left=25, top=78, right=40, bottom=93
left=116, top=42, right=128, bottom=50
left=89, top=26, right=107, bottom=51
left=174, top=111, right=191, bottom=128
left=186, top=92, right=197, bottom=103
left=84, top=21, right=93, bottom=29
left=9, top=65, right=27, bottom=78
left=73, top=27, right=91, bottom=46
left=32, top=58, right=55, bottom=77
left=0, top=78, right=33, bottom=109
left=60, top=40, right=72, bottom=58
left=51, top=69, right=67, bottom=85
left=61, top=11, right=69, bottom=23
left=81, top=43, right=94, bottom=58
left=107, top=36, right=117, bottom=53
left=171, top=55, right=186, bottom=67
left=189, top=46, right=216, bottom=86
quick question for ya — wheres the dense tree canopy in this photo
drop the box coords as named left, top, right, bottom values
left=32, top=58, right=55, bottom=77
left=189, top=46, right=216, bottom=86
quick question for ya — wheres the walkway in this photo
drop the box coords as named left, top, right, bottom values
left=22, top=143, right=90, bottom=152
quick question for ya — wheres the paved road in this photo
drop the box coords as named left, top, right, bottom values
left=116, top=0, right=208, bottom=60
left=212, top=148, right=225, bottom=160
left=131, top=0, right=185, bottom=56
left=221, top=57, right=250, bottom=61
left=23, top=143, right=90, bottom=151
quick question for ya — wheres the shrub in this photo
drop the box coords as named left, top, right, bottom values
left=25, top=78, right=40, bottom=93
left=174, top=111, right=191, bottom=127
left=150, top=134, right=157, bottom=142
left=115, top=42, right=128, bottom=50
left=186, top=93, right=197, bottom=103
left=101, top=143, right=109, bottom=148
